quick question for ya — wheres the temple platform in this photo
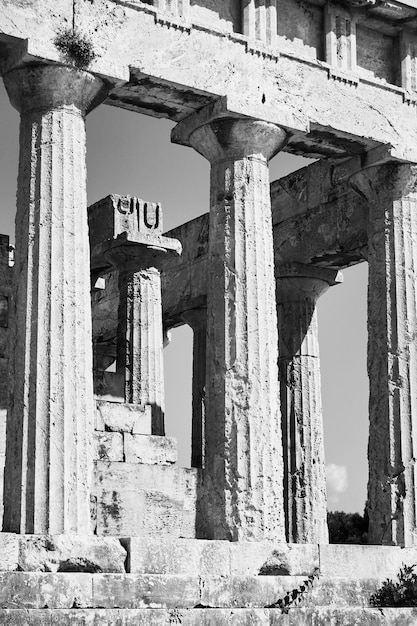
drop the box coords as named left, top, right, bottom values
left=0, top=538, right=416, bottom=623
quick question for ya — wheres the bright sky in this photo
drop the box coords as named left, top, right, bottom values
left=0, top=81, right=369, bottom=514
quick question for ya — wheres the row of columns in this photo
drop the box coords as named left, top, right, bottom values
left=173, top=107, right=417, bottom=545
left=2, top=61, right=417, bottom=547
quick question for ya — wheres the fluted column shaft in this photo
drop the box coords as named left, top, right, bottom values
left=276, top=265, right=341, bottom=544
left=181, top=308, right=207, bottom=468
left=2, top=65, right=105, bottom=534
left=350, top=162, right=417, bottom=546
left=117, top=264, right=165, bottom=435
left=188, top=118, right=287, bottom=540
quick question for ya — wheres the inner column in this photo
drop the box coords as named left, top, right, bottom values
left=174, top=115, right=287, bottom=540
left=276, top=263, right=342, bottom=544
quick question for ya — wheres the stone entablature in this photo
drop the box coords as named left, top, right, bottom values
left=2, top=1, right=417, bottom=160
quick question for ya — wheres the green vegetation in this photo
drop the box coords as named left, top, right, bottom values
left=54, top=28, right=96, bottom=69
left=370, top=564, right=417, bottom=607
left=327, top=510, right=368, bottom=544
left=266, top=570, right=319, bottom=613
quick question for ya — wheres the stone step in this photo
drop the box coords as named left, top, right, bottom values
left=122, top=537, right=417, bottom=580
left=0, top=572, right=387, bottom=609
left=1, top=607, right=417, bottom=625
left=93, top=461, right=198, bottom=536
left=122, top=537, right=318, bottom=576
left=0, top=534, right=127, bottom=573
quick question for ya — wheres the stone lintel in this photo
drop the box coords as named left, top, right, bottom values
left=0, top=36, right=129, bottom=85
left=271, top=147, right=408, bottom=225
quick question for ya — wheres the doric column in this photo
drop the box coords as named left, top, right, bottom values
left=116, top=261, right=166, bottom=435
left=350, top=162, right=417, bottom=546
left=181, top=308, right=207, bottom=468
left=243, top=0, right=277, bottom=48
left=2, top=65, right=106, bottom=534
left=276, top=263, right=342, bottom=544
left=173, top=114, right=287, bottom=541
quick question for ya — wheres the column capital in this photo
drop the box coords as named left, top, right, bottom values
left=3, top=64, right=106, bottom=115
left=172, top=100, right=287, bottom=162
left=349, top=162, right=417, bottom=202
left=276, top=263, right=343, bottom=303
left=188, top=118, right=287, bottom=163
left=103, top=236, right=181, bottom=274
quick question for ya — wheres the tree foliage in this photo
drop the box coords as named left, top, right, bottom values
left=327, top=510, right=368, bottom=544
left=370, top=564, right=417, bottom=607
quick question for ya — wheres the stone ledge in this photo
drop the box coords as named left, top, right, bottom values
left=1, top=607, right=417, bottom=625
left=123, top=434, right=177, bottom=465
left=319, top=544, right=417, bottom=579
left=0, top=534, right=126, bottom=573
left=0, top=573, right=385, bottom=609
left=122, top=538, right=318, bottom=577
left=0, top=572, right=93, bottom=609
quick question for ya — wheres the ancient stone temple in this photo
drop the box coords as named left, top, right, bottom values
left=2, top=0, right=417, bottom=623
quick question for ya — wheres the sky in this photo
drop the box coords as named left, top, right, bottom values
left=0, top=81, right=369, bottom=514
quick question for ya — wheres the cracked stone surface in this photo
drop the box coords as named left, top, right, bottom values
left=2, top=65, right=106, bottom=535
left=350, top=163, right=417, bottom=547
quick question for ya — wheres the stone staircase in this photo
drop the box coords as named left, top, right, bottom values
left=1, top=403, right=417, bottom=623
left=1, top=539, right=417, bottom=623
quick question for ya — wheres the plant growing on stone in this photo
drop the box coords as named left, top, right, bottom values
left=266, top=570, right=319, bottom=613
left=54, top=27, right=96, bottom=69
left=370, top=564, right=417, bottom=607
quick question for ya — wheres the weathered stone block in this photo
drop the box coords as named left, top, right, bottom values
left=94, top=432, right=123, bottom=462
left=0, top=534, right=19, bottom=571
left=123, top=434, right=177, bottom=465
left=122, top=537, right=231, bottom=576
left=17, top=535, right=126, bottom=573
left=94, top=461, right=198, bottom=537
left=230, top=543, right=319, bottom=577
left=200, top=576, right=305, bottom=609
left=92, top=574, right=200, bottom=609
left=319, top=544, right=404, bottom=579
left=95, top=400, right=152, bottom=434
left=0, top=572, right=93, bottom=609
left=307, top=577, right=382, bottom=608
